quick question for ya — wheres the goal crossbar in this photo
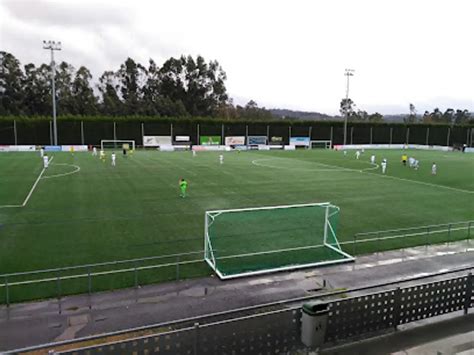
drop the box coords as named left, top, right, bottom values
left=207, top=202, right=332, bottom=215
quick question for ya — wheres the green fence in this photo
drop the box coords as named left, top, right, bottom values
left=0, top=119, right=472, bottom=147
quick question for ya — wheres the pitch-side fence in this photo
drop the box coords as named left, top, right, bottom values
left=344, top=220, right=473, bottom=255
left=0, top=120, right=473, bottom=147
left=0, top=221, right=472, bottom=307
left=10, top=269, right=474, bottom=354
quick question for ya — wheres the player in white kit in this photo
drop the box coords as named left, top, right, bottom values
left=370, top=155, right=375, bottom=164
left=355, top=150, right=361, bottom=160
left=381, top=159, right=387, bottom=174
left=92, top=147, right=97, bottom=156
left=40, top=147, right=44, bottom=157
left=111, top=152, right=116, bottom=167
left=192, top=150, right=196, bottom=157
left=43, top=154, right=49, bottom=169
left=431, top=162, right=437, bottom=175
left=219, top=154, right=224, bottom=164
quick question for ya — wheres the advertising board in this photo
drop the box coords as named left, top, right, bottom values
left=248, top=136, right=267, bottom=145
left=61, top=145, right=88, bottom=152
left=289, top=137, right=310, bottom=146
left=45, top=145, right=62, bottom=152
left=143, top=136, right=172, bottom=147
left=175, top=136, right=190, bottom=142
left=193, top=145, right=229, bottom=151
left=225, top=136, right=246, bottom=145
left=200, top=136, right=221, bottom=145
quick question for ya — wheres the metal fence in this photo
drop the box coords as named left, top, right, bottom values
left=0, top=120, right=473, bottom=147
left=341, top=220, right=473, bottom=255
left=48, top=272, right=473, bottom=355
left=325, top=274, right=473, bottom=344
left=1, top=221, right=472, bottom=307
left=0, top=251, right=206, bottom=308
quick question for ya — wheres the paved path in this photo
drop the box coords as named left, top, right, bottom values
left=1, top=241, right=472, bottom=352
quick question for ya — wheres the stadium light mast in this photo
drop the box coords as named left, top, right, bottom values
left=43, top=40, right=62, bottom=146
left=343, top=68, right=355, bottom=146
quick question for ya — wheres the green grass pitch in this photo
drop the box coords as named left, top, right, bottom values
left=0, top=148, right=473, bottom=301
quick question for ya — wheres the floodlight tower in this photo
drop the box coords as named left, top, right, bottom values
left=343, top=68, right=355, bottom=146
left=43, top=40, right=62, bottom=146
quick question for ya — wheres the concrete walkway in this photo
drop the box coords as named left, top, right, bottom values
left=1, top=241, right=473, bottom=352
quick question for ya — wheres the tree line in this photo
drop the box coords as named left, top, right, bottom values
left=1, top=51, right=472, bottom=123
left=340, top=99, right=471, bottom=125
left=0, top=51, right=272, bottom=119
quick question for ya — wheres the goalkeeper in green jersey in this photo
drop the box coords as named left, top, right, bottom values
left=179, top=178, right=188, bottom=198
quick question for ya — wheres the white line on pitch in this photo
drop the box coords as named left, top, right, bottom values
left=41, top=163, right=80, bottom=179
left=299, top=158, right=474, bottom=194
left=316, top=159, right=474, bottom=194
left=252, top=158, right=378, bottom=172
left=0, top=157, right=54, bottom=209
left=317, top=159, right=474, bottom=194
left=363, top=170, right=474, bottom=194
left=252, top=157, right=474, bottom=195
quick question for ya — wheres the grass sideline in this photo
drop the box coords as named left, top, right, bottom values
left=0, top=148, right=473, bottom=302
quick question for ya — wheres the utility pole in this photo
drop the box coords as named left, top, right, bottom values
left=343, top=69, right=355, bottom=146
left=43, top=40, right=62, bottom=146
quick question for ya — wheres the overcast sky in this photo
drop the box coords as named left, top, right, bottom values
left=1, top=0, right=473, bottom=115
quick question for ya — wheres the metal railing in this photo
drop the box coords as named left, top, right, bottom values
left=8, top=265, right=474, bottom=354
left=342, top=220, right=473, bottom=255
left=24, top=271, right=473, bottom=355
left=1, top=221, right=472, bottom=306
left=0, top=250, right=206, bottom=308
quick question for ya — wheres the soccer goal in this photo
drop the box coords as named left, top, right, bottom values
left=100, top=140, right=136, bottom=151
left=204, top=202, right=354, bottom=279
left=310, top=140, right=332, bottom=149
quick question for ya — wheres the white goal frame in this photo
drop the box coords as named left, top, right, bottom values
left=204, top=202, right=354, bottom=280
left=310, top=140, right=332, bottom=149
left=100, top=140, right=136, bottom=151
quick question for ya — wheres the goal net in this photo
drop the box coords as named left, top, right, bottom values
left=100, top=140, right=136, bottom=151
left=204, top=202, right=353, bottom=279
left=310, top=140, right=332, bottom=149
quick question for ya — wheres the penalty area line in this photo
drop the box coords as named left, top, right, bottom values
left=0, top=157, right=54, bottom=209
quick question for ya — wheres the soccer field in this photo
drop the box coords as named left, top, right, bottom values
left=0, top=148, right=473, bottom=301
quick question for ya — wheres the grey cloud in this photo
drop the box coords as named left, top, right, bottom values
left=1, top=21, right=184, bottom=86
left=2, top=0, right=132, bottom=27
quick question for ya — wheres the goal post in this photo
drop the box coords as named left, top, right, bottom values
left=100, top=140, right=136, bottom=151
left=204, top=202, right=354, bottom=280
left=310, top=140, right=332, bottom=149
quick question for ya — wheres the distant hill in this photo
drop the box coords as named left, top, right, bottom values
left=383, top=114, right=407, bottom=122
left=270, top=109, right=414, bottom=122
left=270, top=109, right=336, bottom=121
